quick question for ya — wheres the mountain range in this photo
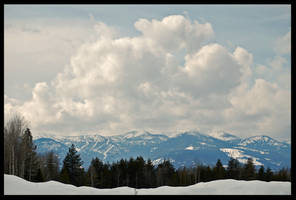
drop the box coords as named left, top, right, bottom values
left=33, top=131, right=291, bottom=171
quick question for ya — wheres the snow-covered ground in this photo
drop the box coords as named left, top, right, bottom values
left=4, top=174, right=291, bottom=195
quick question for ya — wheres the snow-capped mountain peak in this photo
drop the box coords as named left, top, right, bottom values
left=238, top=135, right=282, bottom=146
left=33, top=131, right=290, bottom=171
left=282, top=139, right=291, bottom=145
left=176, top=131, right=209, bottom=138
left=121, top=130, right=150, bottom=138
left=208, top=131, right=241, bottom=141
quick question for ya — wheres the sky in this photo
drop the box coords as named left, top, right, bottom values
left=4, top=5, right=291, bottom=141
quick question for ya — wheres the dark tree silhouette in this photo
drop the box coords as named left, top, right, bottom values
left=60, top=144, right=84, bottom=186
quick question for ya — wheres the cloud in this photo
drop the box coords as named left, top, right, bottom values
left=4, top=18, right=98, bottom=100
left=224, top=78, right=290, bottom=139
left=224, top=31, right=291, bottom=140
left=254, top=56, right=290, bottom=90
left=233, top=47, right=253, bottom=82
left=4, top=15, right=291, bottom=141
left=229, top=79, right=280, bottom=116
left=134, top=15, right=214, bottom=53
left=274, top=30, right=291, bottom=55
left=178, top=43, right=242, bottom=97
left=19, top=82, right=61, bottom=125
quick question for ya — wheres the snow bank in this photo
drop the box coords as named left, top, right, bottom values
left=4, top=174, right=291, bottom=195
left=137, top=179, right=291, bottom=195
left=4, top=174, right=134, bottom=195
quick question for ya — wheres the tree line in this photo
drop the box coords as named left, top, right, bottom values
left=4, top=113, right=60, bottom=182
left=80, top=156, right=291, bottom=188
left=4, top=113, right=291, bottom=188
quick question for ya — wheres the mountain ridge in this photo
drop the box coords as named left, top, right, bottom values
left=33, top=130, right=290, bottom=171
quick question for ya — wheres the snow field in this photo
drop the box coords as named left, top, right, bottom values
left=4, top=174, right=291, bottom=195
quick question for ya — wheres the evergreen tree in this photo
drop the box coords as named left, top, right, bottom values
left=87, top=157, right=104, bottom=188
left=226, top=158, right=241, bottom=179
left=86, top=164, right=95, bottom=187
left=42, top=151, right=60, bottom=181
left=134, top=156, right=146, bottom=188
left=61, top=144, right=84, bottom=186
left=86, top=156, right=291, bottom=188
left=257, top=166, right=265, bottom=180
left=33, top=168, right=44, bottom=182
left=144, top=158, right=155, bottom=187
left=156, top=163, right=164, bottom=186
left=118, top=159, right=128, bottom=187
left=102, top=163, right=112, bottom=188
left=161, top=159, right=175, bottom=186
left=197, top=165, right=207, bottom=182
left=242, top=158, right=256, bottom=180
left=60, top=165, right=71, bottom=184
left=22, top=128, right=40, bottom=181
left=194, top=165, right=202, bottom=183
left=265, top=167, right=273, bottom=182
left=127, top=157, right=138, bottom=188
left=176, top=167, right=187, bottom=186
left=205, top=165, right=213, bottom=182
left=79, top=167, right=86, bottom=186
left=275, top=167, right=289, bottom=181
left=213, top=159, right=226, bottom=180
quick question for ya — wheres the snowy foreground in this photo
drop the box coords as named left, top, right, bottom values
left=4, top=174, right=290, bottom=195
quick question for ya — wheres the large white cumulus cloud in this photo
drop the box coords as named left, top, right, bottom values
left=134, top=15, right=214, bottom=53
left=179, top=43, right=242, bottom=96
left=4, top=15, right=291, bottom=140
left=224, top=78, right=290, bottom=139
